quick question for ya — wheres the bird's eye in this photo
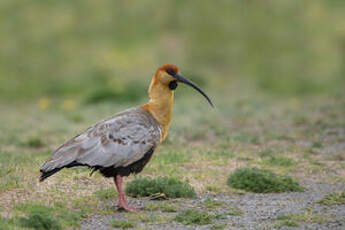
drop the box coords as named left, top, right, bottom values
left=166, top=68, right=176, bottom=76
left=169, top=80, right=178, bottom=90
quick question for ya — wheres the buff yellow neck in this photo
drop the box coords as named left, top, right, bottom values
left=141, top=65, right=177, bottom=141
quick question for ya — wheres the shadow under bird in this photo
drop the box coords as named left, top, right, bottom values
left=40, top=64, right=214, bottom=211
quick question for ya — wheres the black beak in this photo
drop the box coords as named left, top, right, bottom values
left=173, top=73, right=214, bottom=107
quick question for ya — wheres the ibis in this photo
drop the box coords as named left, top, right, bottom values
left=40, top=64, right=213, bottom=211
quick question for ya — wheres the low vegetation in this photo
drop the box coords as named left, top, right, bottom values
left=143, top=202, right=177, bottom=212
left=24, top=137, right=45, bottom=148
left=317, top=191, right=345, bottom=206
left=275, top=210, right=334, bottom=225
left=125, top=212, right=171, bottom=224
left=94, top=187, right=117, bottom=200
left=109, top=219, right=136, bottom=229
left=17, top=212, right=61, bottom=230
left=203, top=198, right=226, bottom=209
left=210, top=223, right=227, bottom=230
left=2, top=201, right=85, bottom=229
left=125, top=177, right=196, bottom=198
left=273, top=219, right=299, bottom=228
left=224, top=206, right=243, bottom=216
left=175, top=209, right=213, bottom=225
left=263, top=156, right=295, bottom=167
left=84, top=81, right=146, bottom=104
left=0, top=0, right=344, bottom=229
left=227, top=168, right=304, bottom=193
left=174, top=206, right=243, bottom=226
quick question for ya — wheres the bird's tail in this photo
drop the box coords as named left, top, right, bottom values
left=39, top=161, right=90, bottom=182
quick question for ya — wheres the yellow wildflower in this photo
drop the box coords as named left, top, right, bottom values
left=38, top=97, right=50, bottom=110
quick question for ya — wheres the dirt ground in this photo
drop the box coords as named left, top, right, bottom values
left=80, top=183, right=345, bottom=230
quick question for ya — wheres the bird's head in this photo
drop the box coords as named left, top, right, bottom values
left=150, top=64, right=214, bottom=107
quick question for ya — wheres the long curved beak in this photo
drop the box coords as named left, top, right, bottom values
left=174, top=73, right=214, bottom=107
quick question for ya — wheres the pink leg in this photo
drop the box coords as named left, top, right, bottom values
left=114, top=175, right=137, bottom=212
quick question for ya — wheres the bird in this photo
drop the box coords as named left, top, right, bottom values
left=39, top=64, right=213, bottom=211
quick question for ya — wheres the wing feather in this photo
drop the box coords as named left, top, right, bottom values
left=40, top=108, right=161, bottom=174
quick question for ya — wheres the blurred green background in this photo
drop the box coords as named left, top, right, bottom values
left=0, top=0, right=344, bottom=102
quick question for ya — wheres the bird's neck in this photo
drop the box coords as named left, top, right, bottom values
left=141, top=83, right=174, bottom=141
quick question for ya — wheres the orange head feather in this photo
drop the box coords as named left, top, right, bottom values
left=142, top=64, right=178, bottom=141
left=142, top=64, right=213, bottom=142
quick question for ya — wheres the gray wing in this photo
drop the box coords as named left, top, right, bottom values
left=40, top=107, right=161, bottom=173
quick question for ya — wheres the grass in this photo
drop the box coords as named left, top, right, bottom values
left=174, top=206, right=242, bottom=226
left=175, top=209, right=213, bottom=225
left=227, top=168, right=304, bottom=193
left=152, top=150, right=191, bottom=165
left=203, top=198, right=225, bottom=209
left=125, top=177, right=196, bottom=198
left=84, top=81, right=146, bottom=104
left=0, top=64, right=344, bottom=228
left=205, top=185, right=223, bottom=193
left=17, top=212, right=61, bottom=230
left=263, top=156, right=295, bottom=167
left=275, top=210, right=334, bottom=224
left=143, top=202, right=177, bottom=212
left=126, top=212, right=171, bottom=224
left=1, top=215, right=61, bottom=230
left=258, top=148, right=274, bottom=157
left=5, top=201, right=86, bottom=229
left=273, top=219, right=299, bottom=228
left=210, top=223, right=227, bottom=230
left=0, top=1, right=344, bottom=228
left=312, top=141, right=323, bottom=149
left=24, top=137, right=45, bottom=148
left=316, top=191, right=345, bottom=205
left=0, top=204, right=61, bottom=230
left=224, top=207, right=243, bottom=216
left=94, top=187, right=117, bottom=199
left=109, top=219, right=136, bottom=228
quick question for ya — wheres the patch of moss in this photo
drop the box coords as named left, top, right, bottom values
left=227, top=168, right=303, bottom=193
left=316, top=191, right=345, bottom=205
left=175, top=209, right=213, bottom=225
left=125, top=177, right=196, bottom=198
